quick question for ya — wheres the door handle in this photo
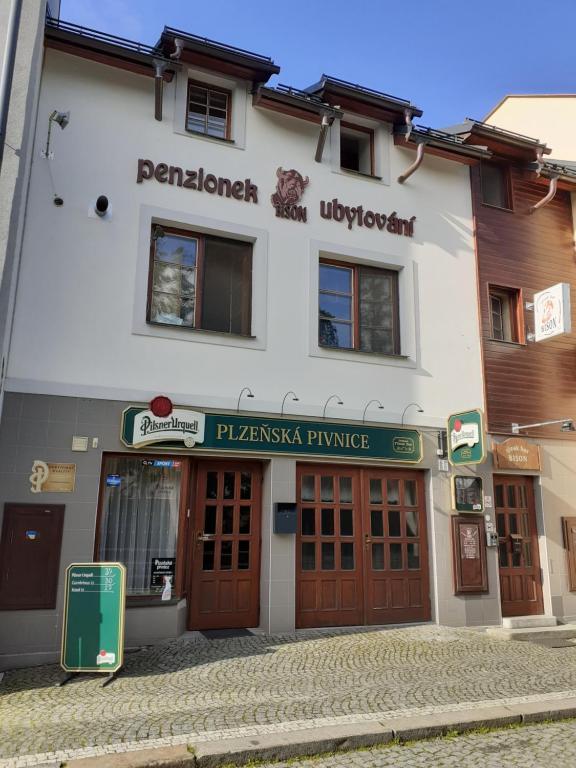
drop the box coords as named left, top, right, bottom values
left=364, top=534, right=372, bottom=544
left=197, top=532, right=215, bottom=542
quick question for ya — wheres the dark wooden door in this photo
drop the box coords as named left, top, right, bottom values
left=495, top=475, right=544, bottom=617
left=296, top=466, right=364, bottom=628
left=362, top=470, right=430, bottom=625
left=562, top=517, right=576, bottom=592
left=0, top=504, right=65, bottom=610
left=296, top=465, right=430, bottom=628
left=188, top=461, right=261, bottom=630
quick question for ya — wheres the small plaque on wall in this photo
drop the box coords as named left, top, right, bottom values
left=452, top=476, right=483, bottom=512
left=451, top=515, right=488, bottom=594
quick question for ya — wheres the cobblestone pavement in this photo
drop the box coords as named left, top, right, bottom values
left=258, top=720, right=576, bottom=768
left=2, top=626, right=576, bottom=764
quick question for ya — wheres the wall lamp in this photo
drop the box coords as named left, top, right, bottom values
left=280, top=391, right=299, bottom=416
left=323, top=394, right=343, bottom=419
left=511, top=418, right=574, bottom=434
left=236, top=387, right=254, bottom=412
left=362, top=399, right=384, bottom=423
left=43, top=109, right=70, bottom=159
left=401, top=402, right=424, bottom=425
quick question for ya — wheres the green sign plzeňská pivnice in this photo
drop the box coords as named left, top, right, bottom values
left=61, top=563, right=126, bottom=673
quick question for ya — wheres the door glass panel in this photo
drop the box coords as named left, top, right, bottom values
left=507, top=486, right=516, bottom=507
left=301, top=475, right=315, bottom=502
left=321, top=542, right=335, bottom=570
left=371, top=509, right=384, bottom=537
left=509, top=514, right=518, bottom=534
left=497, top=513, right=506, bottom=537
left=301, top=542, right=315, bottom=570
left=220, top=541, right=233, bottom=569
left=387, top=479, right=400, bottom=505
left=521, top=512, right=529, bottom=537
left=203, top=540, right=215, bottom=570
left=239, top=506, right=251, bottom=534
left=404, top=480, right=417, bottom=506
left=499, top=542, right=508, bottom=567
left=388, top=509, right=401, bottom=537
left=321, top=508, right=334, bottom=535
left=369, top=479, right=382, bottom=504
left=372, top=543, right=385, bottom=570
left=390, top=542, right=403, bottom=569
left=512, top=549, right=521, bottom=568
left=524, top=542, right=533, bottom=567
left=204, top=505, right=217, bottom=534
left=341, top=542, right=354, bottom=570
left=406, top=510, right=419, bottom=537
left=339, top=477, right=353, bottom=503
left=495, top=484, right=504, bottom=508
left=339, top=508, right=353, bottom=536
left=240, top=472, right=252, bottom=500
left=519, top=485, right=527, bottom=508
left=206, top=471, right=218, bottom=499
left=321, top=476, right=334, bottom=502
left=222, top=505, right=234, bottom=534
left=301, top=508, right=315, bottom=536
left=223, top=472, right=235, bottom=499
left=238, top=540, right=250, bottom=569
left=407, top=542, right=420, bottom=569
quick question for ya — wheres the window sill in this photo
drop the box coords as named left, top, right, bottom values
left=486, top=337, right=526, bottom=347
left=147, top=320, right=255, bottom=341
left=184, top=130, right=236, bottom=146
left=481, top=202, right=514, bottom=213
left=340, top=168, right=383, bottom=182
left=319, top=343, right=407, bottom=360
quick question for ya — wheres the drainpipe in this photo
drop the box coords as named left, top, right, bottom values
left=315, top=113, right=334, bottom=163
left=398, top=141, right=426, bottom=184
left=0, top=0, right=23, bottom=175
left=170, top=38, right=184, bottom=60
left=529, top=175, right=559, bottom=214
left=403, top=109, right=414, bottom=142
left=152, top=60, right=167, bottom=121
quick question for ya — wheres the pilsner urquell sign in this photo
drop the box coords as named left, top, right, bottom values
left=121, top=408, right=422, bottom=463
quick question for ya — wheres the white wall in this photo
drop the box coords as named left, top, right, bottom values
left=6, top=50, right=484, bottom=427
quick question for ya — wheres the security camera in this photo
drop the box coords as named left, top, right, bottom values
left=95, top=195, right=109, bottom=217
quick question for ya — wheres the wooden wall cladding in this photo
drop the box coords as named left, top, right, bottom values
left=451, top=514, right=488, bottom=594
left=471, top=165, right=576, bottom=438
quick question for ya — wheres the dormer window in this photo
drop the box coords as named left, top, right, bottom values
left=186, top=80, right=230, bottom=139
left=340, top=122, right=374, bottom=175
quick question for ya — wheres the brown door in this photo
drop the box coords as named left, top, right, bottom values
left=296, top=465, right=430, bottom=628
left=562, top=517, right=576, bottom=592
left=0, top=504, right=65, bottom=610
left=495, top=475, right=544, bottom=617
left=362, top=469, right=430, bottom=625
left=188, top=461, right=261, bottom=630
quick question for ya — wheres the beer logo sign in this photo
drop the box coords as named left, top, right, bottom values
left=447, top=409, right=485, bottom=466
left=534, top=283, right=571, bottom=342
left=271, top=167, right=309, bottom=223
left=450, top=419, right=479, bottom=451
left=131, top=408, right=205, bottom=448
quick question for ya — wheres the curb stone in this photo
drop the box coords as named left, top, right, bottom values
left=57, top=697, right=576, bottom=768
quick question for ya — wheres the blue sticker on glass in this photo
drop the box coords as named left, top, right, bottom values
left=25, top=530, right=39, bottom=540
left=106, top=474, right=121, bottom=487
left=152, top=460, right=174, bottom=468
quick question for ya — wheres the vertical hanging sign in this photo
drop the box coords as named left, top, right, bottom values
left=534, top=283, right=571, bottom=342
left=447, top=409, right=486, bottom=466
left=61, top=562, right=126, bottom=674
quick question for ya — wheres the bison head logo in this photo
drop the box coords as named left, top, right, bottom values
left=271, top=167, right=309, bottom=207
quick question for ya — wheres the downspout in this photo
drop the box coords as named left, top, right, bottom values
left=0, top=0, right=23, bottom=175
left=315, top=113, right=334, bottom=163
left=152, top=60, right=166, bottom=121
left=398, top=141, right=426, bottom=184
left=529, top=175, right=559, bottom=214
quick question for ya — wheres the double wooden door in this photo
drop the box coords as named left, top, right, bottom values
left=296, top=465, right=430, bottom=628
left=188, top=461, right=261, bottom=630
left=495, top=475, right=544, bottom=617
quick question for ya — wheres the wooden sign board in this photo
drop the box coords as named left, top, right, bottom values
left=493, top=438, right=541, bottom=471
left=451, top=515, right=488, bottom=594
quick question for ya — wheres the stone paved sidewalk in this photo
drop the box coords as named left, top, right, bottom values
left=2, top=625, right=576, bottom=764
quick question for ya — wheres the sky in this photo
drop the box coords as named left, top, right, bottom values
left=60, top=0, right=576, bottom=127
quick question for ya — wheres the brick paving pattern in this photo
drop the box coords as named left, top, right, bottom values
left=259, top=720, right=576, bottom=768
left=2, top=626, right=576, bottom=765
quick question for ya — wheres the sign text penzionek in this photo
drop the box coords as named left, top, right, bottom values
left=136, top=159, right=258, bottom=203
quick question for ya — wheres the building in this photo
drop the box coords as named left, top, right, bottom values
left=0, top=18, right=522, bottom=669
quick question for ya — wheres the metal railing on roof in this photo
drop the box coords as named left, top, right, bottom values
left=276, top=84, right=330, bottom=105
left=45, top=17, right=160, bottom=57
left=465, top=117, right=545, bottom=145
left=162, top=26, right=275, bottom=64
left=319, top=74, right=416, bottom=108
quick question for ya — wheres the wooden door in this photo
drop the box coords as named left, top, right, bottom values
left=296, top=466, right=363, bottom=628
left=495, top=475, right=543, bottom=617
left=362, top=470, right=430, bottom=625
left=296, top=465, right=430, bottom=628
left=563, top=517, right=576, bottom=592
left=188, top=462, right=261, bottom=630
left=0, top=504, right=65, bottom=610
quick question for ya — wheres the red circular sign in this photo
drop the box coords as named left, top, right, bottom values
left=150, top=396, right=173, bottom=418
left=454, top=419, right=462, bottom=431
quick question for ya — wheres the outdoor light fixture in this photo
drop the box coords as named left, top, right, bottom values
left=236, top=387, right=255, bottom=412
left=362, top=399, right=384, bottom=423
left=43, top=109, right=70, bottom=158
left=511, top=418, right=574, bottom=434
left=322, top=394, right=343, bottom=419
left=401, top=402, right=424, bottom=425
left=280, top=391, right=299, bottom=417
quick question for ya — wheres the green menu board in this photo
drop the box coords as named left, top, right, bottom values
left=61, top=563, right=126, bottom=673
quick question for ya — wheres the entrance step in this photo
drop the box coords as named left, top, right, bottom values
left=486, top=621, right=576, bottom=643
left=502, top=615, right=557, bottom=629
